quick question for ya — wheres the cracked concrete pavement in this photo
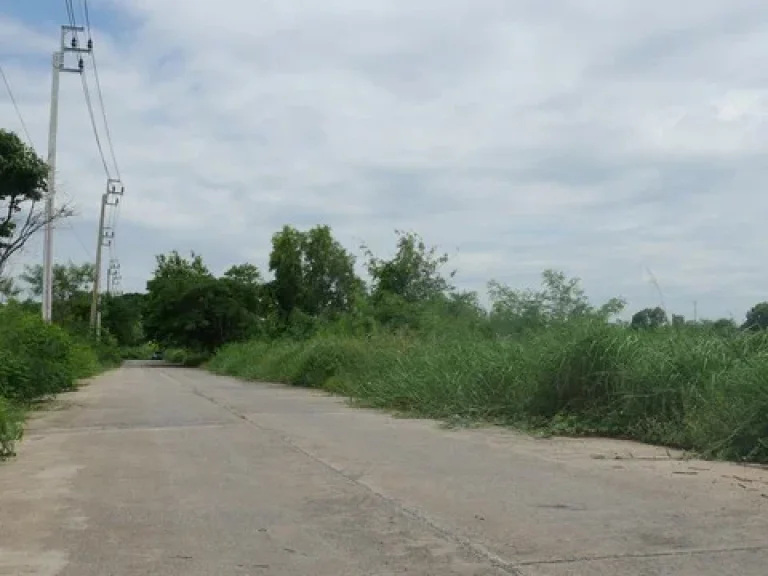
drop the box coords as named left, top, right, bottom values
left=1, top=363, right=767, bottom=575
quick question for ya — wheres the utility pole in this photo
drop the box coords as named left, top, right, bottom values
left=693, top=301, right=698, bottom=324
left=43, top=25, right=91, bottom=322
left=106, top=259, right=121, bottom=296
left=90, top=179, right=123, bottom=339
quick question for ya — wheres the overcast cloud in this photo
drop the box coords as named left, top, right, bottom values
left=1, top=0, right=767, bottom=320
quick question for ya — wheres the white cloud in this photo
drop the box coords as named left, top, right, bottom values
left=2, top=0, right=768, bottom=320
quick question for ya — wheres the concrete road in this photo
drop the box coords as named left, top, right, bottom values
left=1, top=364, right=767, bottom=575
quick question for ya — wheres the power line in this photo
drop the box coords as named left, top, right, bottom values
left=65, top=0, right=76, bottom=27
left=0, top=64, right=34, bottom=147
left=62, top=222, right=94, bottom=260
left=82, top=0, right=121, bottom=180
left=80, top=73, right=111, bottom=178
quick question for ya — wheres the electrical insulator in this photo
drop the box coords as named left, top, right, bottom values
left=71, top=37, right=77, bottom=48
left=79, top=58, right=84, bottom=71
left=88, top=39, right=93, bottom=50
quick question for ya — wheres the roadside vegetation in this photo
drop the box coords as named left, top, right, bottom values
left=0, top=129, right=121, bottom=458
left=3, top=126, right=767, bottom=464
left=133, top=225, right=768, bottom=464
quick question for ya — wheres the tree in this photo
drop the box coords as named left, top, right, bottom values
left=20, top=261, right=94, bottom=329
left=489, top=269, right=625, bottom=333
left=0, top=129, right=71, bottom=275
left=743, top=302, right=768, bottom=331
left=364, top=230, right=453, bottom=304
left=158, top=276, right=257, bottom=352
left=143, top=252, right=269, bottom=351
left=0, top=275, right=20, bottom=303
left=631, top=306, right=668, bottom=330
left=269, top=226, right=305, bottom=318
left=269, top=225, right=360, bottom=319
left=301, top=225, right=360, bottom=316
left=221, top=263, right=272, bottom=333
left=143, top=251, right=213, bottom=346
left=223, top=263, right=262, bottom=286
left=102, top=293, right=146, bottom=346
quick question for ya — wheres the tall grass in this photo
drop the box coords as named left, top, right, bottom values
left=209, top=320, right=768, bottom=463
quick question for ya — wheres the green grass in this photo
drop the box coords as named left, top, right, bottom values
left=208, top=321, right=768, bottom=463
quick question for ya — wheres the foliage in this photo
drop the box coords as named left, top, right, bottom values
left=364, top=230, right=453, bottom=304
left=269, top=225, right=360, bottom=319
left=206, top=225, right=768, bottom=464
left=488, top=269, right=625, bottom=334
left=743, top=302, right=768, bottom=331
left=631, top=306, right=668, bottom=330
left=120, top=342, right=159, bottom=360
left=102, top=293, right=146, bottom=347
left=7, top=220, right=760, bottom=465
left=0, top=275, right=20, bottom=302
left=163, top=348, right=209, bottom=367
left=20, top=262, right=94, bottom=331
left=0, top=129, right=71, bottom=275
left=210, top=321, right=768, bottom=463
left=0, top=303, right=118, bottom=457
left=143, top=252, right=267, bottom=353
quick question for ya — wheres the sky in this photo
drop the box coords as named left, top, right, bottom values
left=1, top=0, right=767, bottom=321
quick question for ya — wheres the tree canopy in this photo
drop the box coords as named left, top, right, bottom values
left=0, top=129, right=70, bottom=275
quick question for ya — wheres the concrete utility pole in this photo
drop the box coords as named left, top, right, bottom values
left=90, top=179, right=123, bottom=339
left=43, top=25, right=91, bottom=323
left=106, top=259, right=121, bottom=296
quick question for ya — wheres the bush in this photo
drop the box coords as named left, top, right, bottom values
left=0, top=305, right=82, bottom=401
left=0, top=304, right=118, bottom=458
left=120, top=343, right=159, bottom=360
left=163, top=348, right=209, bottom=367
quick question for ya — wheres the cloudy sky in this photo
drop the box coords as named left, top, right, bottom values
left=2, top=0, right=767, bottom=321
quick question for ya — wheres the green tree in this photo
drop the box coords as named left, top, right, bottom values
left=143, top=251, right=213, bottom=347
left=102, top=293, right=145, bottom=346
left=743, top=302, right=768, bottom=331
left=223, top=263, right=262, bottom=286
left=221, top=263, right=273, bottom=335
left=269, top=225, right=360, bottom=319
left=631, top=306, right=668, bottom=330
left=143, top=253, right=269, bottom=351
left=159, top=276, right=257, bottom=352
left=0, top=275, right=20, bottom=303
left=0, top=129, right=71, bottom=274
left=268, top=226, right=305, bottom=318
left=20, top=262, right=94, bottom=329
left=489, top=269, right=625, bottom=333
left=712, top=317, right=738, bottom=334
left=301, top=225, right=360, bottom=316
left=364, top=230, right=453, bottom=304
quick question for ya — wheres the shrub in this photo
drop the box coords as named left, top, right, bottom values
left=0, top=304, right=117, bottom=459
left=163, top=348, right=209, bottom=367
